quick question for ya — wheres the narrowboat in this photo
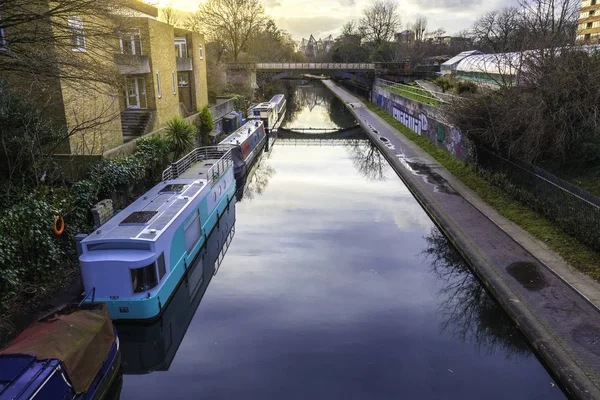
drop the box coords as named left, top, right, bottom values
left=117, top=200, right=236, bottom=374
left=0, top=304, right=121, bottom=400
left=247, top=93, right=287, bottom=132
left=219, top=120, right=266, bottom=180
left=78, top=147, right=236, bottom=321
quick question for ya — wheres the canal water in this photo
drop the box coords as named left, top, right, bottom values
left=120, top=82, right=566, bottom=399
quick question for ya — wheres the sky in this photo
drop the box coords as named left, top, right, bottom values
left=149, top=0, right=516, bottom=41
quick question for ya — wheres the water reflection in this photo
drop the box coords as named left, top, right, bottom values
left=236, top=154, right=276, bottom=201
left=116, top=199, right=237, bottom=375
left=282, top=81, right=356, bottom=130
left=423, top=228, right=531, bottom=360
left=345, top=139, right=387, bottom=181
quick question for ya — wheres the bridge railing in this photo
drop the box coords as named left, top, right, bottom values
left=377, top=78, right=450, bottom=106
left=230, top=62, right=376, bottom=71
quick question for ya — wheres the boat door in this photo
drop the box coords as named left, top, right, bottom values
left=126, top=77, right=147, bottom=109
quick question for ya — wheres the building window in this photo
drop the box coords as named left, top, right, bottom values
left=591, top=10, right=596, bottom=16
left=156, top=71, right=162, bottom=98
left=157, top=254, right=166, bottom=280
left=588, top=22, right=593, bottom=28
left=120, top=28, right=142, bottom=55
left=593, top=0, right=597, bottom=6
left=178, top=72, right=190, bottom=87
left=68, top=16, right=86, bottom=51
left=199, top=44, right=203, bottom=60
left=586, top=33, right=592, bottom=40
left=184, top=210, right=201, bottom=253
left=130, top=263, right=158, bottom=293
left=172, top=70, right=177, bottom=94
left=175, top=37, right=187, bottom=57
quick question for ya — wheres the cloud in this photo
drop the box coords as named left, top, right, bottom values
left=275, top=16, right=346, bottom=39
left=263, top=0, right=283, bottom=7
left=338, top=0, right=356, bottom=5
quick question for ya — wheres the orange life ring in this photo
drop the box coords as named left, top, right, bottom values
left=54, top=215, right=65, bottom=235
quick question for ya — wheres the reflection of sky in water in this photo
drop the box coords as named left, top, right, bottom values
left=121, top=146, right=565, bottom=399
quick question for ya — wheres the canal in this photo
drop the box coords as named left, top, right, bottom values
left=119, top=81, right=566, bottom=399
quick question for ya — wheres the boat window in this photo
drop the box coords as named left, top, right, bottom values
left=157, top=253, right=166, bottom=280
left=184, top=209, right=201, bottom=253
left=131, top=263, right=158, bottom=293
left=87, top=242, right=151, bottom=251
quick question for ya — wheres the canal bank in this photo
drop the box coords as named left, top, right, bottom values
left=323, top=79, right=600, bottom=400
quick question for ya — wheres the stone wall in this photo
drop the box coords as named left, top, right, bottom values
left=371, top=79, right=471, bottom=162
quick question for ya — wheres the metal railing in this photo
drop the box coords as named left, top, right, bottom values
left=476, top=146, right=600, bottom=252
left=214, top=225, right=235, bottom=276
left=377, top=78, right=445, bottom=106
left=162, top=146, right=234, bottom=185
left=228, top=62, right=376, bottom=71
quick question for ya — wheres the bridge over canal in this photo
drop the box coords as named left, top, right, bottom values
left=225, top=62, right=431, bottom=87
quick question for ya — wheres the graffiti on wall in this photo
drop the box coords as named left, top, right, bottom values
left=374, top=89, right=471, bottom=162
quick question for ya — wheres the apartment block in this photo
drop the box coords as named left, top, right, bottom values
left=577, top=0, right=600, bottom=42
left=1, top=1, right=209, bottom=155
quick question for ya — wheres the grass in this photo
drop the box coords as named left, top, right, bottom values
left=380, top=83, right=440, bottom=106
left=557, top=168, right=600, bottom=198
left=365, top=102, right=600, bottom=281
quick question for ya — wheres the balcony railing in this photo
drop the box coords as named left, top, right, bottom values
left=176, top=57, right=193, bottom=71
left=114, top=54, right=151, bottom=75
left=162, top=146, right=234, bottom=186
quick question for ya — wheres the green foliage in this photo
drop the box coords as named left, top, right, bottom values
left=164, top=117, right=195, bottom=161
left=0, top=195, right=66, bottom=307
left=456, top=81, right=478, bottom=94
left=198, top=106, right=214, bottom=135
left=434, top=77, right=455, bottom=93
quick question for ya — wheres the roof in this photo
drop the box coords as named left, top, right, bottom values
left=441, top=50, right=484, bottom=68
left=121, top=0, right=159, bottom=17
left=220, top=120, right=263, bottom=146
left=455, top=52, right=522, bottom=76
left=82, top=178, right=207, bottom=243
left=0, top=306, right=115, bottom=394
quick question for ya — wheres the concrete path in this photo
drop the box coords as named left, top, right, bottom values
left=323, top=79, right=600, bottom=400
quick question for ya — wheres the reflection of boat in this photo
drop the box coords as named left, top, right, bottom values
left=79, top=147, right=236, bottom=321
left=116, top=198, right=236, bottom=375
left=219, top=120, right=266, bottom=180
left=247, top=94, right=287, bottom=133
left=0, top=304, right=121, bottom=399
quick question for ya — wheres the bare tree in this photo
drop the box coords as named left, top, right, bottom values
left=185, top=0, right=267, bottom=61
left=341, top=20, right=359, bottom=37
left=518, top=0, right=578, bottom=49
left=161, top=1, right=180, bottom=27
left=412, top=17, right=427, bottom=42
left=358, top=0, right=401, bottom=45
left=471, top=7, right=525, bottom=52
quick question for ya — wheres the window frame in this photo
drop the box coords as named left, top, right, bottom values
left=156, top=71, right=162, bottom=98
left=172, top=70, right=177, bottom=95
left=184, top=209, right=201, bottom=253
left=175, top=37, right=188, bottom=58
left=120, top=28, right=142, bottom=55
left=130, top=263, right=159, bottom=293
left=68, top=16, right=86, bottom=52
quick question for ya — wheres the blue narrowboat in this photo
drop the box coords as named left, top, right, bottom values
left=247, top=93, right=286, bottom=133
left=0, top=305, right=121, bottom=400
left=219, top=120, right=266, bottom=180
left=78, top=147, right=236, bottom=321
left=117, top=200, right=236, bottom=374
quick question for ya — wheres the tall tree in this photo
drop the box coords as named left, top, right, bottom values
left=186, top=0, right=267, bottom=61
left=161, top=1, right=180, bottom=26
left=471, top=7, right=525, bottom=52
left=358, top=0, right=401, bottom=45
left=412, top=17, right=427, bottom=42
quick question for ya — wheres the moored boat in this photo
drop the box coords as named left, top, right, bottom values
left=0, top=304, right=120, bottom=400
left=219, top=120, right=266, bottom=180
left=78, top=147, right=236, bottom=321
left=247, top=93, right=287, bottom=133
left=117, top=199, right=236, bottom=374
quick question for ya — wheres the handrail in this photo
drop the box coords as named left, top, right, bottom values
left=162, top=145, right=235, bottom=185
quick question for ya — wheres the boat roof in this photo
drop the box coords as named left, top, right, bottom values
left=270, top=94, right=285, bottom=103
left=253, top=102, right=274, bottom=109
left=0, top=306, right=115, bottom=394
left=219, top=120, right=263, bottom=146
left=82, top=178, right=207, bottom=244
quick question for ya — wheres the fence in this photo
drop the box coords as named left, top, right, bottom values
left=377, top=78, right=444, bottom=106
left=162, top=146, right=233, bottom=186
left=476, top=146, right=600, bottom=252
